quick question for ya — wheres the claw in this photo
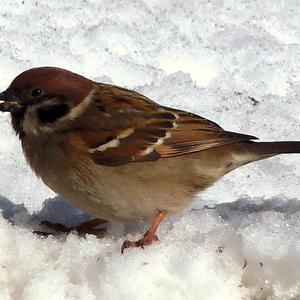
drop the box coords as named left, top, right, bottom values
left=120, top=211, right=166, bottom=254
left=121, top=240, right=132, bottom=254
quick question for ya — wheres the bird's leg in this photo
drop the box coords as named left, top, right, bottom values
left=35, top=218, right=107, bottom=237
left=121, top=210, right=166, bottom=254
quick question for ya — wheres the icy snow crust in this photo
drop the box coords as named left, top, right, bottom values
left=0, top=0, right=300, bottom=299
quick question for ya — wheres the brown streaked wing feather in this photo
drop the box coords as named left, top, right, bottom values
left=76, top=84, right=257, bottom=166
left=156, top=108, right=257, bottom=157
left=164, top=107, right=223, bottom=130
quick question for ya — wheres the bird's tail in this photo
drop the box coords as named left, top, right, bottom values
left=223, top=141, right=300, bottom=175
left=250, top=141, right=300, bottom=158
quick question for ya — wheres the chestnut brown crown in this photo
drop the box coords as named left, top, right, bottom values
left=5, top=67, right=94, bottom=106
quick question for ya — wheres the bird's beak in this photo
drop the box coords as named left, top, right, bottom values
left=0, top=90, right=24, bottom=113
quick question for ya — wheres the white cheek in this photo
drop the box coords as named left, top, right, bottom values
left=22, top=105, right=56, bottom=136
left=22, top=108, right=40, bottom=136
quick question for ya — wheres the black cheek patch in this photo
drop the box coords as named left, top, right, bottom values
left=37, top=103, right=70, bottom=123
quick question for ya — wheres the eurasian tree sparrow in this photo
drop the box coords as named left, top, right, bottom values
left=0, top=67, right=299, bottom=252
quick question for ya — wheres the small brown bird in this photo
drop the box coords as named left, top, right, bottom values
left=0, top=67, right=299, bottom=252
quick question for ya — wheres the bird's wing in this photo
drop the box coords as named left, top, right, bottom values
left=74, top=84, right=257, bottom=166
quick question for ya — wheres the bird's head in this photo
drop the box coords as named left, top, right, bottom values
left=0, top=67, right=95, bottom=137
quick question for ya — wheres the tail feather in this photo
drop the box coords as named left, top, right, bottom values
left=225, top=141, right=300, bottom=174
left=250, top=141, right=300, bottom=156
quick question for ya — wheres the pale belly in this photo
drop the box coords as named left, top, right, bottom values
left=37, top=156, right=215, bottom=221
left=24, top=139, right=240, bottom=222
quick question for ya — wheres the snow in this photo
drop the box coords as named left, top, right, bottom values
left=0, top=0, right=300, bottom=299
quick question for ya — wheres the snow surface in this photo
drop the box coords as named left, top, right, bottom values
left=0, top=0, right=300, bottom=299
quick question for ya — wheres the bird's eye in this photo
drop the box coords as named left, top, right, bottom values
left=31, top=88, right=42, bottom=97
